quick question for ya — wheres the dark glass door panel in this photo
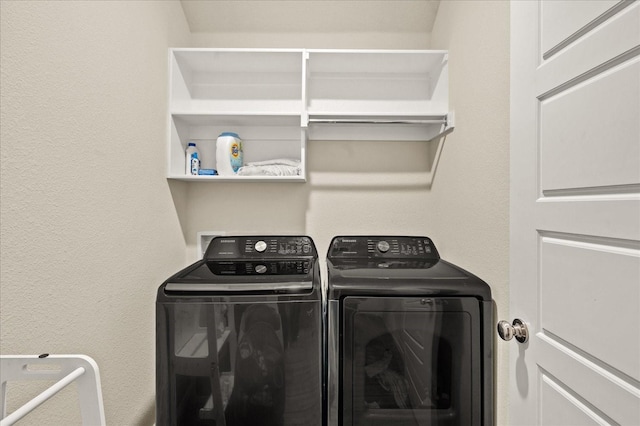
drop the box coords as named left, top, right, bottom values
left=343, top=297, right=481, bottom=426
left=160, top=300, right=322, bottom=426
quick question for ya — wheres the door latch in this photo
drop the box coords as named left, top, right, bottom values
left=497, top=319, right=529, bottom=343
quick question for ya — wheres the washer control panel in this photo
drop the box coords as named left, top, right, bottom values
left=208, top=260, right=312, bottom=275
left=328, top=236, right=439, bottom=260
left=205, top=236, right=316, bottom=259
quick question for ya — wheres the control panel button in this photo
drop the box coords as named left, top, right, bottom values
left=254, top=240, right=267, bottom=253
left=255, top=264, right=268, bottom=274
left=377, top=240, right=390, bottom=253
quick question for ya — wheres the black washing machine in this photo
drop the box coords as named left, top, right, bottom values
left=157, top=236, right=323, bottom=426
left=326, top=236, right=493, bottom=426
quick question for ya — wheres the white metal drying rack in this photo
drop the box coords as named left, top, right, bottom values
left=0, top=354, right=106, bottom=426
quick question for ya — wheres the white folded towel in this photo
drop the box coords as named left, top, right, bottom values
left=237, top=159, right=301, bottom=176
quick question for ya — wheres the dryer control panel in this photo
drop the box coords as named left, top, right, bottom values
left=328, top=236, right=439, bottom=260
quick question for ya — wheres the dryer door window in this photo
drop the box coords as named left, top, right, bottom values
left=342, top=297, right=482, bottom=426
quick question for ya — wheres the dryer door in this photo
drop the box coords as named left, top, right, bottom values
left=342, top=297, right=482, bottom=426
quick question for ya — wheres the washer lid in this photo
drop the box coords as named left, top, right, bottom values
left=164, top=257, right=316, bottom=292
left=164, top=281, right=313, bottom=292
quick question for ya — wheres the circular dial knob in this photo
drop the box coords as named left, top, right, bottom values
left=377, top=240, right=390, bottom=253
left=255, top=264, right=268, bottom=274
left=254, top=240, right=267, bottom=253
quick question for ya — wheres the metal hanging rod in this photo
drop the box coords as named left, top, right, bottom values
left=308, top=116, right=448, bottom=125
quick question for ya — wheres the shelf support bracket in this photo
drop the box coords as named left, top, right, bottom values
left=426, top=111, right=455, bottom=143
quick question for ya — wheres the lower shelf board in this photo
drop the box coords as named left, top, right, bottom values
left=168, top=175, right=306, bottom=183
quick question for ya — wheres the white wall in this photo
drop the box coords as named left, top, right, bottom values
left=0, top=1, right=190, bottom=425
left=186, top=0, right=434, bottom=49
left=430, top=2, right=510, bottom=425
left=1, top=1, right=510, bottom=425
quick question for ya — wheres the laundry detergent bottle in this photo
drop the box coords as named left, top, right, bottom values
left=216, top=132, right=243, bottom=176
left=185, top=142, right=200, bottom=175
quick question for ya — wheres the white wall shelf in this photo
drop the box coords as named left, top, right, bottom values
left=168, top=48, right=451, bottom=182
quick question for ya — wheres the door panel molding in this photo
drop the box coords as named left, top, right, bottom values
left=542, top=183, right=640, bottom=198
left=538, top=2, right=639, bottom=97
left=542, top=0, right=637, bottom=60
left=535, top=199, right=640, bottom=241
left=538, top=333, right=640, bottom=425
left=540, top=369, right=616, bottom=425
left=539, top=234, right=640, bottom=378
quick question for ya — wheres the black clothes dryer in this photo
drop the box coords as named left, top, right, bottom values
left=326, top=236, right=493, bottom=426
left=157, top=236, right=323, bottom=426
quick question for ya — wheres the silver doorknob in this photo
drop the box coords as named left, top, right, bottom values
left=497, top=319, right=529, bottom=343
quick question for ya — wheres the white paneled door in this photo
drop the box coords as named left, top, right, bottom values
left=509, top=1, right=640, bottom=425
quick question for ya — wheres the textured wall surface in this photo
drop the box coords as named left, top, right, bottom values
left=1, top=1, right=510, bottom=424
left=430, top=2, right=510, bottom=425
left=0, top=2, right=190, bottom=424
